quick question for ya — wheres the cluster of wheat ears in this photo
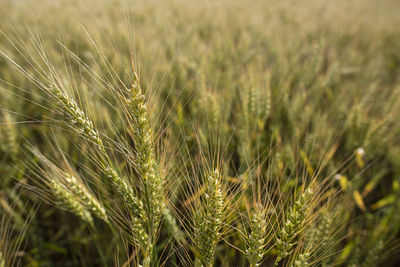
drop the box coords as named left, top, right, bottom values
left=0, top=47, right=326, bottom=266
left=1, top=0, right=400, bottom=266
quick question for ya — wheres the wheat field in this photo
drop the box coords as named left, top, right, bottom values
left=0, top=0, right=400, bottom=266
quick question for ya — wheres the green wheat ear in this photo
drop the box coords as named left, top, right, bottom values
left=162, top=203, right=185, bottom=243
left=245, top=208, right=268, bottom=267
left=194, top=169, right=224, bottom=267
left=64, top=173, right=108, bottom=222
left=124, top=66, right=163, bottom=232
left=275, top=188, right=313, bottom=266
left=291, top=209, right=333, bottom=267
left=105, top=167, right=148, bottom=248
left=49, top=85, right=104, bottom=151
left=49, top=179, right=93, bottom=225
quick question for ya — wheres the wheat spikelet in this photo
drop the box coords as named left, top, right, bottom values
left=124, top=66, right=163, bottom=232
left=162, top=203, right=185, bottom=243
left=275, top=188, right=313, bottom=265
left=304, top=212, right=332, bottom=256
left=48, top=84, right=104, bottom=152
left=48, top=179, right=93, bottom=225
left=129, top=216, right=150, bottom=250
left=64, top=173, right=107, bottom=222
left=245, top=208, right=267, bottom=267
left=194, top=169, right=224, bottom=267
left=105, top=168, right=145, bottom=220
left=31, top=148, right=108, bottom=224
left=105, top=167, right=149, bottom=248
left=290, top=253, right=311, bottom=267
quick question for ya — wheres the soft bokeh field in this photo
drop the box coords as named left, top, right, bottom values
left=1, top=0, right=400, bottom=266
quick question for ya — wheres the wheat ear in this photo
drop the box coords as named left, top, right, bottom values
left=275, top=188, right=313, bottom=265
left=64, top=173, right=107, bottom=222
left=105, top=167, right=148, bottom=248
left=48, top=179, right=93, bottom=225
left=49, top=85, right=104, bottom=152
left=123, top=66, right=163, bottom=244
left=194, top=169, right=224, bottom=267
left=246, top=208, right=267, bottom=267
